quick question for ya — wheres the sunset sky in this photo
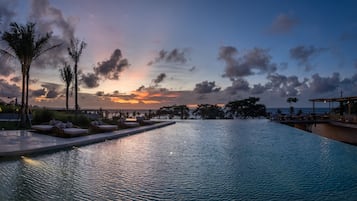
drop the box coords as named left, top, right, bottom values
left=1, top=0, right=357, bottom=109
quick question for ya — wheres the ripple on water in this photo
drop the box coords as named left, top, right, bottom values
left=1, top=120, right=357, bottom=200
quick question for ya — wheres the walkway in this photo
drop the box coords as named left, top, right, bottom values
left=0, top=121, right=175, bottom=157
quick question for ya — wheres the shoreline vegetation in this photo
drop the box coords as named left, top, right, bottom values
left=0, top=97, right=269, bottom=130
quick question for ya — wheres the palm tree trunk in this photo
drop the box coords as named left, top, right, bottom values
left=25, top=70, right=30, bottom=127
left=66, top=85, right=69, bottom=111
left=20, top=72, right=26, bottom=127
left=74, top=63, right=78, bottom=112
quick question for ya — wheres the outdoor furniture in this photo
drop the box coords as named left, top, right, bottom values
left=51, top=120, right=88, bottom=138
left=89, top=121, right=118, bottom=133
left=31, top=124, right=54, bottom=133
left=117, top=118, right=140, bottom=129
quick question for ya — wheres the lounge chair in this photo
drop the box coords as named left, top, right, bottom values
left=52, top=121, right=88, bottom=138
left=117, top=118, right=140, bottom=129
left=136, top=116, right=156, bottom=125
left=89, top=121, right=118, bottom=133
left=31, top=124, right=54, bottom=133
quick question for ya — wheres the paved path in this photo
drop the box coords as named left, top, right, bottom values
left=0, top=121, right=175, bottom=157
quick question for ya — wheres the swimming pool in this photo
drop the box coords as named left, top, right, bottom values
left=1, top=119, right=357, bottom=200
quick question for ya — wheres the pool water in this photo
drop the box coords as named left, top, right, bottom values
left=1, top=119, right=357, bottom=200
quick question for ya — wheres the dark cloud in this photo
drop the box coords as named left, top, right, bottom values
left=250, top=84, right=268, bottom=95
left=136, top=85, right=145, bottom=92
left=269, top=13, right=298, bottom=33
left=219, top=46, right=277, bottom=79
left=0, top=59, right=15, bottom=76
left=81, top=73, right=100, bottom=88
left=309, top=73, right=340, bottom=93
left=29, top=0, right=75, bottom=69
left=224, top=78, right=250, bottom=95
left=194, top=81, right=221, bottom=94
left=0, top=78, right=20, bottom=98
left=148, top=48, right=189, bottom=66
left=96, top=91, right=104, bottom=96
left=94, top=49, right=129, bottom=80
left=0, top=1, right=16, bottom=31
left=10, top=76, right=21, bottom=83
left=153, top=73, right=166, bottom=84
left=31, top=82, right=60, bottom=98
left=189, top=66, right=196, bottom=72
left=290, top=45, right=328, bottom=71
left=46, top=89, right=59, bottom=98
left=42, top=82, right=60, bottom=98
left=32, top=88, right=46, bottom=97
left=266, top=73, right=307, bottom=97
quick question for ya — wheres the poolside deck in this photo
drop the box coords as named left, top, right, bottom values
left=0, top=121, right=175, bottom=158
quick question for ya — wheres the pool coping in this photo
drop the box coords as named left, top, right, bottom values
left=0, top=121, right=175, bottom=158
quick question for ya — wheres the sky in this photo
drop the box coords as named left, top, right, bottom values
left=0, top=0, right=357, bottom=109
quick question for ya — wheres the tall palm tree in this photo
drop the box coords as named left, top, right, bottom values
left=0, top=22, right=60, bottom=127
left=67, top=38, right=86, bottom=112
left=60, top=62, right=73, bottom=111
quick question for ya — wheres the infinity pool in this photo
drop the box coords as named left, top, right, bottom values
left=1, top=119, right=357, bottom=200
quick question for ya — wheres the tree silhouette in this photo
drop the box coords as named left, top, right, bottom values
left=225, top=97, right=266, bottom=118
left=192, top=104, right=224, bottom=119
left=68, top=38, right=86, bottom=112
left=287, top=97, right=298, bottom=115
left=0, top=22, right=60, bottom=127
left=59, top=62, right=73, bottom=111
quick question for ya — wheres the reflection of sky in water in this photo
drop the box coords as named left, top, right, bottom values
left=1, top=120, right=357, bottom=200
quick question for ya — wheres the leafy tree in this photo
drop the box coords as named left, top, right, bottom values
left=225, top=97, right=266, bottom=118
left=0, top=22, right=60, bottom=127
left=192, top=104, right=224, bottom=119
left=59, top=62, right=73, bottom=111
left=156, top=105, right=190, bottom=119
left=68, top=38, right=86, bottom=112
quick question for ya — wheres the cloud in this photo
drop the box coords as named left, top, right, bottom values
left=29, top=0, right=76, bottom=69
left=0, top=1, right=16, bottom=31
left=10, top=76, right=21, bottom=83
left=224, top=78, right=250, bottom=95
left=96, top=91, right=104, bottom=96
left=290, top=45, right=328, bottom=71
left=0, top=59, right=15, bottom=76
left=148, top=48, right=189, bottom=66
left=153, top=73, right=166, bottom=85
left=189, top=66, right=196, bottom=72
left=136, top=85, right=145, bottom=92
left=269, top=13, right=298, bottom=33
left=250, top=84, right=268, bottom=95
left=32, top=82, right=61, bottom=98
left=266, top=73, right=307, bottom=97
left=32, top=88, right=46, bottom=97
left=219, top=46, right=277, bottom=79
left=309, top=73, right=340, bottom=93
left=94, top=49, right=129, bottom=80
left=194, top=81, right=221, bottom=94
left=81, top=73, right=100, bottom=88
left=0, top=78, right=21, bottom=98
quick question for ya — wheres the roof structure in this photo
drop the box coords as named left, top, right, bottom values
left=309, top=96, right=357, bottom=103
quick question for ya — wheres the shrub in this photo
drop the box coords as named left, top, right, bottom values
left=32, top=108, right=54, bottom=124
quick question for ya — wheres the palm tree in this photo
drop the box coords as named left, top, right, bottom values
left=59, top=62, right=73, bottom=111
left=67, top=38, right=86, bottom=112
left=0, top=22, right=60, bottom=127
left=287, top=97, right=298, bottom=115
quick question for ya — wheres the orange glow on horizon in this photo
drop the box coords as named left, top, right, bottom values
left=110, top=97, right=139, bottom=104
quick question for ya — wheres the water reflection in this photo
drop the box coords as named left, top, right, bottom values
left=1, top=120, right=357, bottom=200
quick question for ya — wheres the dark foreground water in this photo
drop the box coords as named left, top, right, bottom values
left=1, top=119, right=357, bottom=200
